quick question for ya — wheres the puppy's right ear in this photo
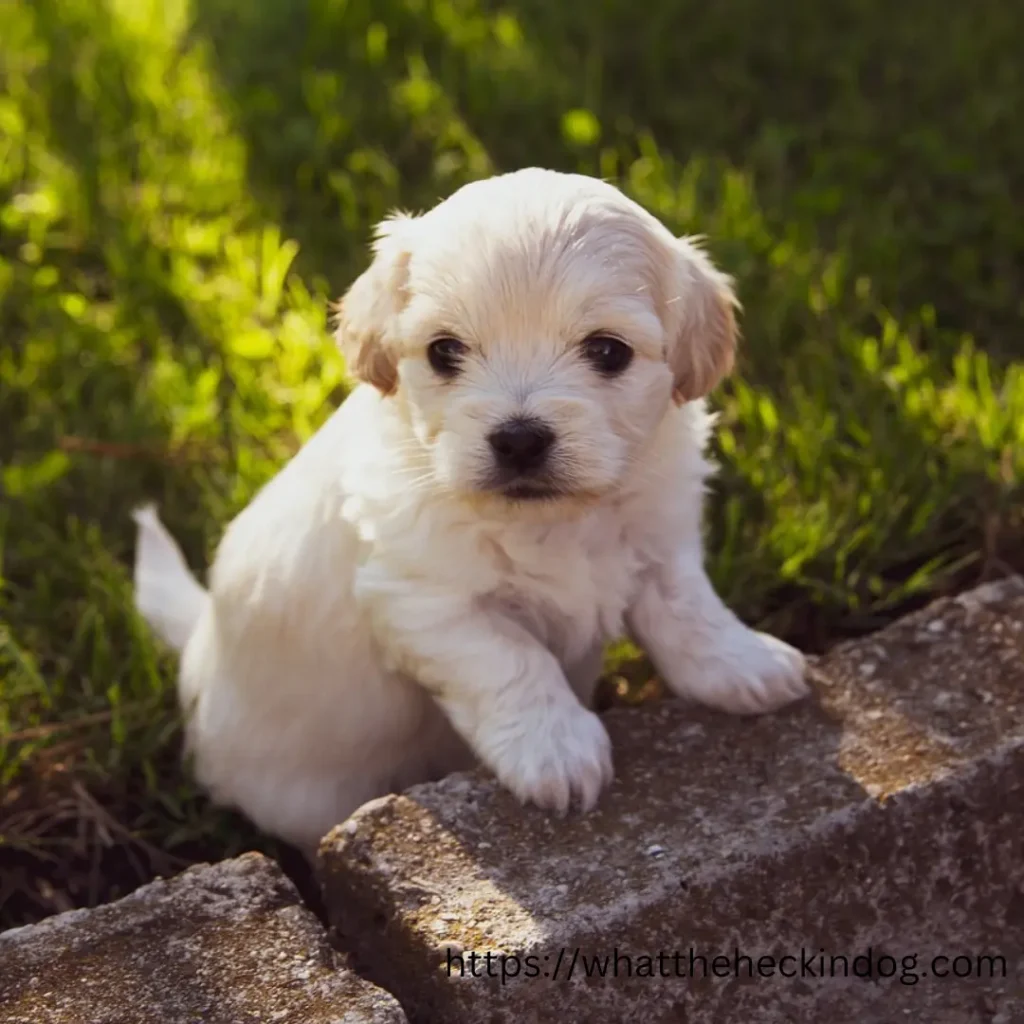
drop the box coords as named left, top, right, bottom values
left=334, top=214, right=416, bottom=395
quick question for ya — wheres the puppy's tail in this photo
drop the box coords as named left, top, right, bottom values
left=132, top=504, right=209, bottom=654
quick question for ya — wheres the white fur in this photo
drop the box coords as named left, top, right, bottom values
left=133, top=168, right=808, bottom=854
left=132, top=505, right=209, bottom=652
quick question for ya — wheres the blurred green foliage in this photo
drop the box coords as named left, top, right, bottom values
left=1, top=0, right=1021, bottom=922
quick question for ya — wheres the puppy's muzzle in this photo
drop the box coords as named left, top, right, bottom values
left=487, top=417, right=555, bottom=476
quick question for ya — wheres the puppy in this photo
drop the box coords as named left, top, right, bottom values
left=133, top=168, right=808, bottom=856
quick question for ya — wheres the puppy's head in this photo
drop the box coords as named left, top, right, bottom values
left=335, top=169, right=736, bottom=506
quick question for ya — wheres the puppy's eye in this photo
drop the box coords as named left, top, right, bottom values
left=427, top=336, right=469, bottom=378
left=581, top=333, right=633, bottom=377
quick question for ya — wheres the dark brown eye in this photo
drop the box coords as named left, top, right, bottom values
left=581, top=333, right=633, bottom=376
left=427, top=336, right=469, bottom=377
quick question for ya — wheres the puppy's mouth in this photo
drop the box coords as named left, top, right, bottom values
left=499, top=480, right=563, bottom=502
left=476, top=466, right=572, bottom=502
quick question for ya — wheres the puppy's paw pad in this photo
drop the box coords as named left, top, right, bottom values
left=487, top=706, right=613, bottom=816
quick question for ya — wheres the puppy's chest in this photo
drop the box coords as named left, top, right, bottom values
left=487, top=519, right=642, bottom=662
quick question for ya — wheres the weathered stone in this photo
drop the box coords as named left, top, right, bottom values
left=319, top=578, right=1024, bottom=1023
left=0, top=852, right=406, bottom=1024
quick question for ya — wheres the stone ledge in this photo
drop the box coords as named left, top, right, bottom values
left=0, top=852, right=406, bottom=1024
left=319, top=578, right=1024, bottom=1023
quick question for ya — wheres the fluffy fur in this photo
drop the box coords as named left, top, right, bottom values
left=133, top=168, right=808, bottom=855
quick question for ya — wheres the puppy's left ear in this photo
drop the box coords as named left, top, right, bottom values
left=660, top=237, right=739, bottom=404
left=334, top=213, right=417, bottom=395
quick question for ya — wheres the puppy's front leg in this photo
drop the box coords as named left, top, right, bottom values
left=363, top=580, right=613, bottom=814
left=627, top=548, right=808, bottom=714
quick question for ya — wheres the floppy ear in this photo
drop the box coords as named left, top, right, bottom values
left=333, top=214, right=416, bottom=395
left=661, top=236, right=739, bottom=404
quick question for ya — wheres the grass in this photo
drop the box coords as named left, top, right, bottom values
left=1, top=0, right=1022, bottom=930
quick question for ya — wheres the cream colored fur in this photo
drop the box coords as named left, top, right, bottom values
left=133, top=168, right=808, bottom=854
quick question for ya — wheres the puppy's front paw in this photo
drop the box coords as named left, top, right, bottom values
left=482, top=703, right=613, bottom=815
left=672, top=626, right=809, bottom=715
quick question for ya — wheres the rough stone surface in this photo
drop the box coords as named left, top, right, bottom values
left=320, top=579, right=1024, bottom=1023
left=0, top=852, right=406, bottom=1024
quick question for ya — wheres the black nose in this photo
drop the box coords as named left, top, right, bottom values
left=487, top=418, right=555, bottom=474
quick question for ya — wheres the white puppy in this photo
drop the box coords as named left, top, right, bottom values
left=133, top=168, right=808, bottom=855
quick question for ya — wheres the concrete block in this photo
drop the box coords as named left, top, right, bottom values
left=320, top=579, right=1024, bottom=1023
left=0, top=852, right=406, bottom=1024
